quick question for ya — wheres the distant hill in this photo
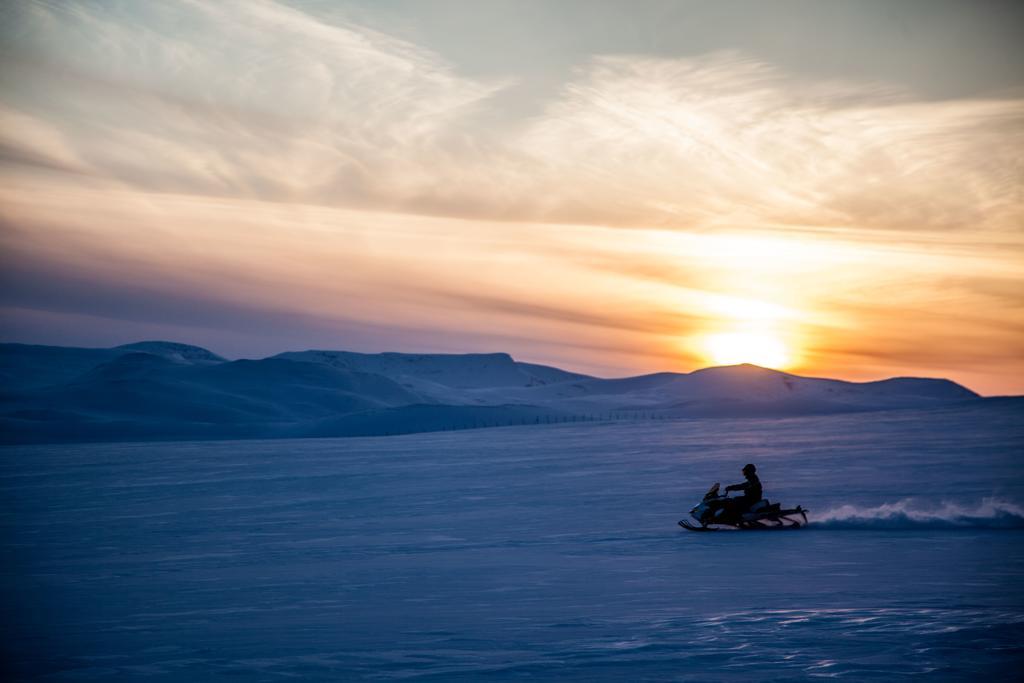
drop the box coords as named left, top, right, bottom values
left=115, top=341, right=226, bottom=364
left=274, top=350, right=591, bottom=396
left=0, top=341, right=986, bottom=444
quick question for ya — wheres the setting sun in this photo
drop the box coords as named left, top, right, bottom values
left=703, top=331, right=791, bottom=369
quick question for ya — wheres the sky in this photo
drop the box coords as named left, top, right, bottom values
left=0, top=0, right=1022, bottom=395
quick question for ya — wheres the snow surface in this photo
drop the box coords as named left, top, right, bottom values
left=2, top=399, right=1022, bottom=680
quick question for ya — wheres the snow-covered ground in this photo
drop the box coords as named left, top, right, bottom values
left=3, top=400, right=1023, bottom=680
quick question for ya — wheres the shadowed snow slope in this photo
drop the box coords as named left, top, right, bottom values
left=115, top=341, right=226, bottom=364
left=274, top=350, right=591, bottom=390
left=0, top=342, right=986, bottom=443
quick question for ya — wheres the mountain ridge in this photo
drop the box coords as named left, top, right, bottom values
left=0, top=340, right=989, bottom=444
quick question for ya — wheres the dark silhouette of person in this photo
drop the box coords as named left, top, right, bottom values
left=725, top=463, right=763, bottom=516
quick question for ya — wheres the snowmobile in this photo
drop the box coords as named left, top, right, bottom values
left=679, top=483, right=808, bottom=531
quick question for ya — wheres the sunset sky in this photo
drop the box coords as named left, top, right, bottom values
left=1, top=0, right=1022, bottom=394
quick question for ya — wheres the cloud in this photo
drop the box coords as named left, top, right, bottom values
left=520, top=52, right=1024, bottom=230
left=3, top=4, right=1021, bottom=231
left=0, top=0, right=505, bottom=201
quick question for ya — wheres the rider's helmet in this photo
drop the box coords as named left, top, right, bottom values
left=742, top=463, right=757, bottom=475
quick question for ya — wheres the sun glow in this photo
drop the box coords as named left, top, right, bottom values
left=688, top=289, right=801, bottom=370
left=703, top=331, right=791, bottom=369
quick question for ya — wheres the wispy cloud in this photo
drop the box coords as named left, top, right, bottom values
left=1, top=0, right=505, bottom=201
left=4, top=3, right=1021, bottom=230
left=521, top=52, right=1024, bottom=230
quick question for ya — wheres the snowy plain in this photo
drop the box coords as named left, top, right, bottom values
left=2, top=399, right=1023, bottom=680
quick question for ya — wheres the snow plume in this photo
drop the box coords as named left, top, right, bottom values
left=813, top=499, right=1024, bottom=530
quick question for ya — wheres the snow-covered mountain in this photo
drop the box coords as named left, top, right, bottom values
left=115, top=341, right=226, bottom=364
left=274, top=350, right=591, bottom=400
left=0, top=341, right=984, bottom=443
left=0, top=341, right=223, bottom=391
left=495, top=363, right=978, bottom=417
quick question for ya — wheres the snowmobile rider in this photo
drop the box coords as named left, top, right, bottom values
left=724, top=463, right=762, bottom=514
